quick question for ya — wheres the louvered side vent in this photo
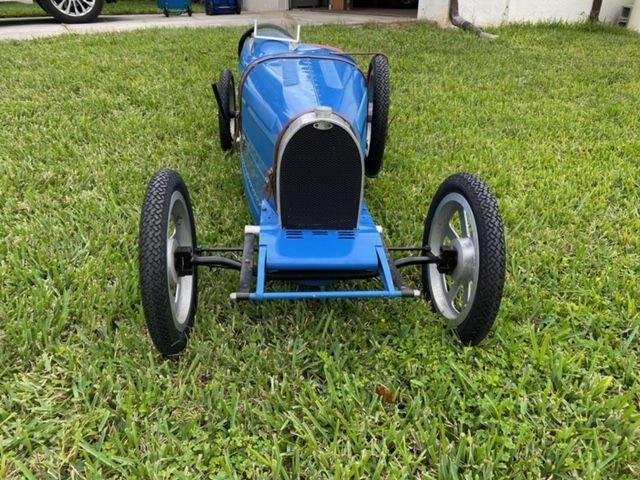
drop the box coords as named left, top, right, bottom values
left=285, top=230, right=304, bottom=239
left=338, top=230, right=356, bottom=240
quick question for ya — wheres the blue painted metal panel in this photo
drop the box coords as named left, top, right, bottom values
left=246, top=203, right=402, bottom=300
left=238, top=32, right=369, bottom=220
left=258, top=200, right=382, bottom=271
left=230, top=28, right=406, bottom=301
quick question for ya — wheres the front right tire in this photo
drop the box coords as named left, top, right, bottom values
left=139, top=170, right=198, bottom=356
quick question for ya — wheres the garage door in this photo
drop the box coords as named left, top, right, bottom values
left=291, top=0, right=326, bottom=7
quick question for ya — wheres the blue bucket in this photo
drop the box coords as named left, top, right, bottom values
left=158, top=0, right=192, bottom=16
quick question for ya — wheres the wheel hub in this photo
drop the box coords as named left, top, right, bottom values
left=451, top=237, right=476, bottom=283
left=426, top=192, right=480, bottom=325
left=167, top=237, right=179, bottom=285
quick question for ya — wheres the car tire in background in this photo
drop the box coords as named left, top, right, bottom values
left=38, top=0, right=104, bottom=23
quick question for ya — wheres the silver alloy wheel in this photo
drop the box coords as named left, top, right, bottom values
left=166, top=191, right=194, bottom=330
left=365, top=82, right=373, bottom=155
left=50, top=0, right=95, bottom=16
left=427, top=192, right=480, bottom=326
left=365, top=101, right=373, bottom=154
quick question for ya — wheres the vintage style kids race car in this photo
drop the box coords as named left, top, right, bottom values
left=138, top=22, right=506, bottom=355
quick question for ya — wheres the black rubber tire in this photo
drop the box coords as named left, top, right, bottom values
left=163, top=8, right=169, bottom=16
left=365, top=54, right=390, bottom=178
left=139, top=169, right=198, bottom=356
left=237, top=26, right=254, bottom=57
left=217, top=69, right=235, bottom=151
left=39, top=0, right=103, bottom=23
left=237, top=23, right=291, bottom=58
left=187, top=6, right=192, bottom=15
left=422, top=173, right=506, bottom=345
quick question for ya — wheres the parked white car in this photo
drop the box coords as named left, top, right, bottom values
left=1, top=0, right=103, bottom=22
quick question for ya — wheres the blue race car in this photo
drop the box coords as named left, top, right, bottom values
left=139, top=23, right=506, bottom=355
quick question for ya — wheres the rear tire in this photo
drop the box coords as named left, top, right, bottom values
left=237, top=26, right=254, bottom=57
left=364, top=54, right=390, bottom=178
left=139, top=170, right=198, bottom=356
left=217, top=69, right=236, bottom=151
left=39, top=0, right=104, bottom=23
left=422, top=173, right=506, bottom=345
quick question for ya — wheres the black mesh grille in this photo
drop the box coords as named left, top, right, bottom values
left=279, top=122, right=362, bottom=230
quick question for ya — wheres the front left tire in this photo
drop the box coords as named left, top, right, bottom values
left=139, top=169, right=198, bottom=356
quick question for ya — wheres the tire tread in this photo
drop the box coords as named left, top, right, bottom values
left=218, top=69, right=235, bottom=151
left=365, top=54, right=390, bottom=177
left=423, top=173, right=506, bottom=345
left=139, top=170, right=197, bottom=356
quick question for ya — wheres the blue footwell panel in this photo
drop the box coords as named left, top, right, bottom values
left=259, top=200, right=382, bottom=271
left=240, top=200, right=412, bottom=301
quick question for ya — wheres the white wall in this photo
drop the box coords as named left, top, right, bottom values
left=418, top=0, right=450, bottom=25
left=243, top=0, right=289, bottom=12
left=418, top=0, right=632, bottom=26
left=629, top=0, right=640, bottom=30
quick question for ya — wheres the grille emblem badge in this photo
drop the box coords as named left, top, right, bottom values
left=313, top=121, right=333, bottom=130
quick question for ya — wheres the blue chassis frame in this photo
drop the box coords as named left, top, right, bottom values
left=247, top=201, right=406, bottom=301
left=205, top=32, right=433, bottom=302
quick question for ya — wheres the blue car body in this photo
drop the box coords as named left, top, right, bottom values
left=138, top=23, right=506, bottom=356
left=234, top=27, right=407, bottom=301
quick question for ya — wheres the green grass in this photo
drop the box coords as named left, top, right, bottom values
left=0, top=0, right=202, bottom=18
left=1, top=22, right=639, bottom=478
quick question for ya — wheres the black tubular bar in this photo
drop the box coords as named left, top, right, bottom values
left=195, top=245, right=431, bottom=255
left=188, top=252, right=444, bottom=273
left=191, top=255, right=242, bottom=270
left=186, top=241, right=451, bottom=287
left=394, top=254, right=441, bottom=269
left=382, top=242, right=414, bottom=297
left=237, top=232, right=256, bottom=295
left=196, top=247, right=246, bottom=253
left=387, top=246, right=431, bottom=252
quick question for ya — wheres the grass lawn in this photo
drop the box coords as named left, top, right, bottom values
left=1, top=22, right=639, bottom=478
left=0, top=0, right=202, bottom=18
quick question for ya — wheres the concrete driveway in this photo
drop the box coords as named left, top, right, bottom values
left=0, top=9, right=417, bottom=41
